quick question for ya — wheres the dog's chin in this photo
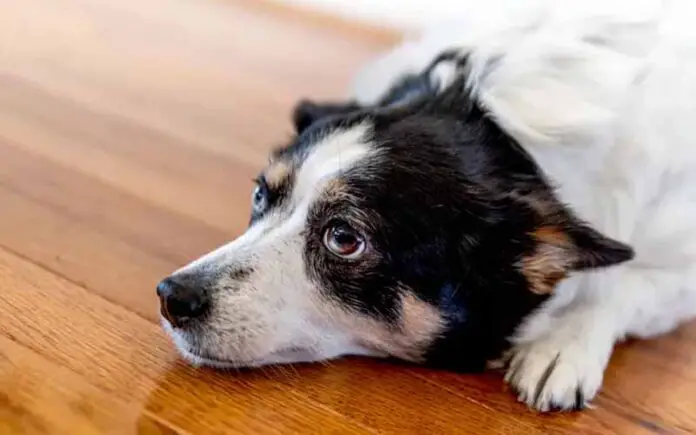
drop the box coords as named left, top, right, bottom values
left=174, top=343, right=326, bottom=369
left=161, top=317, right=383, bottom=369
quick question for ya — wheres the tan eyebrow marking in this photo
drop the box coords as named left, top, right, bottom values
left=264, top=159, right=294, bottom=190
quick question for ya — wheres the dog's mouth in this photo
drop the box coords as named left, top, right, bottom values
left=161, top=317, right=324, bottom=369
left=177, top=345, right=322, bottom=369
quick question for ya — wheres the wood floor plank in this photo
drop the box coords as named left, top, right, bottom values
left=0, top=186, right=171, bottom=320
left=0, top=81, right=253, bottom=232
left=1, top=0, right=389, bottom=160
left=0, top=136, right=229, bottom=265
left=0, top=335, right=181, bottom=435
left=0, top=247, right=373, bottom=434
left=0, top=0, right=393, bottom=230
left=596, top=337, right=696, bottom=433
left=239, top=359, right=541, bottom=435
left=0, top=75, right=261, bottom=215
left=405, top=325, right=696, bottom=434
left=409, top=360, right=695, bottom=435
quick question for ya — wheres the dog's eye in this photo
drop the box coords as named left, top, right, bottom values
left=323, top=222, right=366, bottom=259
left=251, top=184, right=268, bottom=214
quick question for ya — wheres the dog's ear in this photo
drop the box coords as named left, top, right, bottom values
left=521, top=219, right=634, bottom=295
left=291, top=100, right=361, bottom=134
left=564, top=222, right=635, bottom=271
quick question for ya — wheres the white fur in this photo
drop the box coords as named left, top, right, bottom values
left=292, top=123, right=373, bottom=204
left=351, top=0, right=696, bottom=411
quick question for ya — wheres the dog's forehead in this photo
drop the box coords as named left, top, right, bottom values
left=266, top=123, right=375, bottom=206
left=180, top=125, right=376, bottom=273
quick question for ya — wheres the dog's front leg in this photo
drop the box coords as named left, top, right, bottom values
left=504, top=287, right=617, bottom=412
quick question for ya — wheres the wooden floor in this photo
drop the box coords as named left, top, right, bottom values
left=1, top=0, right=695, bottom=434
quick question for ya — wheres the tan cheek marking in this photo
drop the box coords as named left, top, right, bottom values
left=322, top=289, right=444, bottom=362
left=398, top=291, right=446, bottom=354
left=519, top=226, right=573, bottom=295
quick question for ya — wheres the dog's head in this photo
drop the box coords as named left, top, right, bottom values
left=158, top=67, right=633, bottom=371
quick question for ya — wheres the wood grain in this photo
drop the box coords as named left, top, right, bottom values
left=0, top=0, right=695, bottom=434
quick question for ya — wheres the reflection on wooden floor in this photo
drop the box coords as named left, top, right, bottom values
left=1, top=0, right=695, bottom=433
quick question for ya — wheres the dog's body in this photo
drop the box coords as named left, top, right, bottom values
left=347, top=0, right=696, bottom=409
left=159, top=0, right=696, bottom=412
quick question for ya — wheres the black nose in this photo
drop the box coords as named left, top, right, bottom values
left=156, top=276, right=209, bottom=327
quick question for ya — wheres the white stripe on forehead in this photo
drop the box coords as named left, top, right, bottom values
left=174, top=215, right=269, bottom=273
left=292, top=123, right=373, bottom=205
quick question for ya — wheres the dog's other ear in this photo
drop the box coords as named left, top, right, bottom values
left=292, top=100, right=361, bottom=134
left=565, top=222, right=635, bottom=271
left=521, top=221, right=634, bottom=295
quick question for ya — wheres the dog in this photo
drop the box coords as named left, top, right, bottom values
left=157, top=0, right=696, bottom=412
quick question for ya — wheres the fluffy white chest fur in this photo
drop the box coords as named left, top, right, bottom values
left=349, top=0, right=696, bottom=410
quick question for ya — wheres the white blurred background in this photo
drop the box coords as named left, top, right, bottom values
left=278, top=0, right=464, bottom=29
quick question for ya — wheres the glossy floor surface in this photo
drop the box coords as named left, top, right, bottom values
left=1, top=1, right=696, bottom=434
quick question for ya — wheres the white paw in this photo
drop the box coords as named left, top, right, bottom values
left=504, top=339, right=607, bottom=412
